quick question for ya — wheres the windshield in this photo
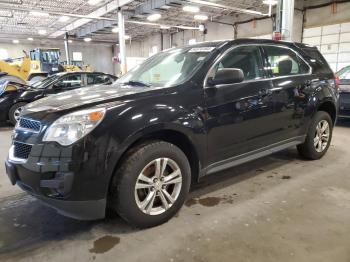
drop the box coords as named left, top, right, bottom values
left=336, top=66, right=350, bottom=80
left=31, top=74, right=60, bottom=89
left=116, top=46, right=215, bottom=87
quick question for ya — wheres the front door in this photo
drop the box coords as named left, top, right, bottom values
left=205, top=45, right=278, bottom=165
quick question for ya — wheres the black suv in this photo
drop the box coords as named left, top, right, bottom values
left=5, top=39, right=338, bottom=228
left=0, top=72, right=117, bottom=125
left=336, top=65, right=350, bottom=118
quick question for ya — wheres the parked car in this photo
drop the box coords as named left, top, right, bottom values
left=336, top=65, right=350, bottom=118
left=5, top=39, right=338, bottom=228
left=0, top=71, right=117, bottom=124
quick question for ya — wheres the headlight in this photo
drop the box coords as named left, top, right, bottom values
left=43, top=108, right=106, bottom=146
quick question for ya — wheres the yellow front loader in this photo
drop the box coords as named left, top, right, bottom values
left=0, top=48, right=92, bottom=84
left=0, top=56, right=31, bottom=84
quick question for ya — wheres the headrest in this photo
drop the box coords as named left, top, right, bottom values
left=278, top=59, right=293, bottom=75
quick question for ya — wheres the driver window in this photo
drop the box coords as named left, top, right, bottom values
left=55, top=75, right=82, bottom=89
left=214, top=46, right=264, bottom=81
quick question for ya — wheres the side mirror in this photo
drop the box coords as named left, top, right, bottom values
left=208, top=68, right=244, bottom=86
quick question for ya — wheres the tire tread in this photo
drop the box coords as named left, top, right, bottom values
left=110, top=140, right=191, bottom=228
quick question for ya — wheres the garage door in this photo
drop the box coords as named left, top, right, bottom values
left=302, top=22, right=350, bottom=72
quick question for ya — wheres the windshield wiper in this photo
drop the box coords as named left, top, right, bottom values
left=121, top=80, right=151, bottom=87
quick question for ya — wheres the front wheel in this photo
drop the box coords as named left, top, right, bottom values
left=9, top=102, right=27, bottom=125
left=297, top=111, right=333, bottom=160
left=110, top=141, right=191, bottom=228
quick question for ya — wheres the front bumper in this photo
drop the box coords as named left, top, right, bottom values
left=5, top=158, right=106, bottom=220
left=4, top=110, right=123, bottom=221
left=4, top=131, right=110, bottom=220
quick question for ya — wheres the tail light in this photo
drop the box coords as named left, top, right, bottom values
left=272, top=31, right=281, bottom=41
left=335, top=75, right=340, bottom=91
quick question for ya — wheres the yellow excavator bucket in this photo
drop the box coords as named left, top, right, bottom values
left=0, top=57, right=30, bottom=82
left=1, top=48, right=94, bottom=84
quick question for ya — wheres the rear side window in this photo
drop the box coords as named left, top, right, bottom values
left=301, top=47, right=333, bottom=75
left=263, top=46, right=310, bottom=77
left=87, top=74, right=113, bottom=85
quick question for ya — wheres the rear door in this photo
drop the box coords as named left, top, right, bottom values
left=205, top=45, right=278, bottom=164
left=261, top=45, right=313, bottom=140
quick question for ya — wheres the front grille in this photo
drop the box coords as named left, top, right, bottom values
left=18, top=118, right=41, bottom=132
left=13, top=142, right=32, bottom=159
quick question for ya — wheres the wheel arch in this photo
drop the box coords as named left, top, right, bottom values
left=317, top=100, right=337, bottom=125
left=109, top=127, right=202, bottom=194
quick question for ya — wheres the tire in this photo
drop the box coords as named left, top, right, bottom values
left=110, top=141, right=191, bottom=228
left=297, top=111, right=333, bottom=160
left=9, top=102, right=27, bottom=125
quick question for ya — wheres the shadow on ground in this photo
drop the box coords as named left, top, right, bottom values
left=0, top=123, right=12, bottom=130
left=0, top=146, right=301, bottom=258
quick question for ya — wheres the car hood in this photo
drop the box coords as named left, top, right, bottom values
left=24, top=84, right=163, bottom=114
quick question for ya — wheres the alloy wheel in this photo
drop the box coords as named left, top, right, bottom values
left=134, top=158, right=183, bottom=216
left=314, top=120, right=330, bottom=153
left=13, top=107, right=23, bottom=122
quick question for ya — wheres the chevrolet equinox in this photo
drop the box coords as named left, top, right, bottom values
left=5, top=39, right=338, bottom=228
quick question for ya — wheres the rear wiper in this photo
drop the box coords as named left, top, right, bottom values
left=121, top=80, right=151, bottom=87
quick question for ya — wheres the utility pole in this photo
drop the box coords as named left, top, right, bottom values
left=275, top=0, right=295, bottom=41
left=118, top=8, right=127, bottom=74
left=64, top=32, right=71, bottom=65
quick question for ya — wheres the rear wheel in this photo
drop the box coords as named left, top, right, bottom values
left=9, top=102, right=27, bottom=125
left=110, top=141, right=191, bottom=228
left=297, top=111, right=333, bottom=160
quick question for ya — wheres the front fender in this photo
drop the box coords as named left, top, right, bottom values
left=98, top=92, right=206, bottom=198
